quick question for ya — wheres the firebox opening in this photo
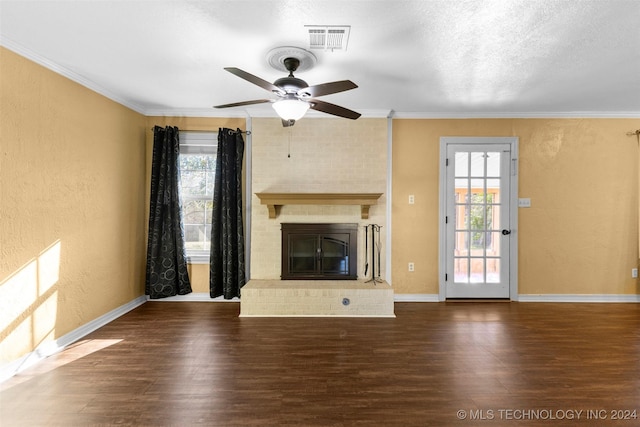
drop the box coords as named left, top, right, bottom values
left=281, top=223, right=357, bottom=280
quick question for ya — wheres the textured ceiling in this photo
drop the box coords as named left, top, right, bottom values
left=1, top=0, right=639, bottom=118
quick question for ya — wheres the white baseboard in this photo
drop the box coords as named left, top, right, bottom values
left=0, top=295, right=147, bottom=383
left=393, top=294, right=640, bottom=303
left=394, top=294, right=440, bottom=302
left=517, top=294, right=640, bottom=303
left=147, top=293, right=240, bottom=302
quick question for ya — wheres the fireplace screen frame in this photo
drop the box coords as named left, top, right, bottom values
left=281, top=223, right=357, bottom=280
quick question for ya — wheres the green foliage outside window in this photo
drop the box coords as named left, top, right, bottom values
left=180, top=154, right=216, bottom=251
left=468, top=193, right=493, bottom=249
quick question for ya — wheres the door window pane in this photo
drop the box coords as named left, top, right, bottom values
left=470, top=258, right=484, bottom=283
left=487, top=258, right=500, bottom=283
left=455, top=178, right=469, bottom=190
left=470, top=178, right=484, bottom=190
left=455, top=152, right=469, bottom=177
left=470, top=152, right=485, bottom=176
left=486, top=152, right=500, bottom=177
left=455, top=204, right=468, bottom=229
left=487, top=179, right=500, bottom=203
left=455, top=231, right=469, bottom=255
left=454, top=258, right=469, bottom=283
left=487, top=232, right=501, bottom=255
left=469, top=205, right=485, bottom=231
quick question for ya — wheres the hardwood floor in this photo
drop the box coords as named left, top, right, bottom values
left=1, top=302, right=639, bottom=426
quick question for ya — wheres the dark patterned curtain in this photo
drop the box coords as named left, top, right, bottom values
left=210, top=128, right=246, bottom=299
left=145, top=126, right=191, bottom=299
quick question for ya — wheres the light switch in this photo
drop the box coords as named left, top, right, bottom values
left=518, top=198, right=531, bottom=208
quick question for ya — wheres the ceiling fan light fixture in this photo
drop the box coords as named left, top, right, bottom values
left=272, top=99, right=310, bottom=121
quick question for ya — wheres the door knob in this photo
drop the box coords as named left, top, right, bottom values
left=501, top=229, right=511, bottom=235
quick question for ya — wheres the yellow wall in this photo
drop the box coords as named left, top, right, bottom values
left=392, top=119, right=639, bottom=295
left=0, top=47, right=147, bottom=364
left=144, top=116, right=245, bottom=294
left=2, top=45, right=638, bottom=368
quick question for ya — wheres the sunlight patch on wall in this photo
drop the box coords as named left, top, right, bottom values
left=37, top=240, right=61, bottom=294
left=0, top=261, right=38, bottom=333
left=0, top=241, right=61, bottom=364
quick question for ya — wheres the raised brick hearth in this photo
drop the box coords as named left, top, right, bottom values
left=240, top=280, right=395, bottom=317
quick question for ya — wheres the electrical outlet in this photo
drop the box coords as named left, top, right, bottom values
left=408, top=262, right=415, bottom=272
left=633, top=268, right=638, bottom=279
left=408, top=195, right=415, bottom=205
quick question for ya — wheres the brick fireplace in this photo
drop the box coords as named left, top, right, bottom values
left=242, top=118, right=393, bottom=317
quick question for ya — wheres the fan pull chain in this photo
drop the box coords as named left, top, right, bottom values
left=287, top=127, right=292, bottom=158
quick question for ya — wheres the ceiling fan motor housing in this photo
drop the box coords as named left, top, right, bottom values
left=273, top=76, right=309, bottom=95
left=272, top=57, right=311, bottom=96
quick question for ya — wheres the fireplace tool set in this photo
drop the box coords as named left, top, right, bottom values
left=364, top=224, right=383, bottom=284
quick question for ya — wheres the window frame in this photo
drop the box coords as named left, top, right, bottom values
left=179, top=131, right=218, bottom=264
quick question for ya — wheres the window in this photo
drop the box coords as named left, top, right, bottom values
left=179, top=131, right=217, bottom=263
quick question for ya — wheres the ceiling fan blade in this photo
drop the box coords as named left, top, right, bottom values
left=214, top=99, right=271, bottom=108
left=224, top=67, right=283, bottom=94
left=309, top=99, right=361, bottom=120
left=298, top=80, right=358, bottom=98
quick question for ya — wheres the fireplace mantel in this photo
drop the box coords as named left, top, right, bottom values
left=255, top=192, right=382, bottom=219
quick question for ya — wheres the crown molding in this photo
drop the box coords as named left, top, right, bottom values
left=1, top=37, right=147, bottom=115
left=3, top=38, right=637, bottom=120
left=391, top=111, right=640, bottom=119
left=144, top=108, right=249, bottom=118
left=145, top=108, right=392, bottom=119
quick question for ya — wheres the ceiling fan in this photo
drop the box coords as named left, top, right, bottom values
left=214, top=56, right=361, bottom=127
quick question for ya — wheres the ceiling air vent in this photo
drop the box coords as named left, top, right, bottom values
left=305, top=25, right=350, bottom=51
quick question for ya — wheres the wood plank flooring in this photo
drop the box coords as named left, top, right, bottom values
left=1, top=302, right=639, bottom=426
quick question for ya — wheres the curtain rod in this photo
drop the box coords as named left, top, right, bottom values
left=150, top=127, right=251, bottom=135
left=627, top=129, right=640, bottom=144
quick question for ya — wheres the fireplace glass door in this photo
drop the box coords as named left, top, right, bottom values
left=282, top=223, right=357, bottom=280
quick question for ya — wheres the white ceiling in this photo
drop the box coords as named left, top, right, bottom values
left=1, top=0, right=639, bottom=119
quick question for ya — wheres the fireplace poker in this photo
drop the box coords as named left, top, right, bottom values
left=364, top=225, right=369, bottom=277
left=365, top=224, right=383, bottom=285
left=375, top=225, right=382, bottom=281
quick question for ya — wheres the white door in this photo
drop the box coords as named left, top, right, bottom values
left=440, top=138, right=518, bottom=299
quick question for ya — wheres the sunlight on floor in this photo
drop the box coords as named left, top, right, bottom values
left=0, top=338, right=122, bottom=391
